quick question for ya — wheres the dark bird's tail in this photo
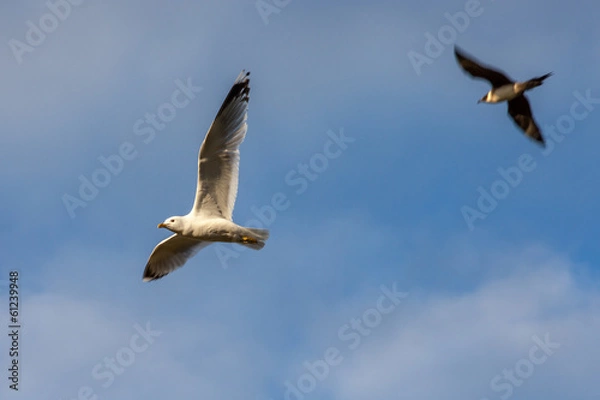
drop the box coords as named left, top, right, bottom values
left=525, top=72, right=553, bottom=90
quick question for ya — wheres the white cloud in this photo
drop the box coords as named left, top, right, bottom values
left=321, top=246, right=600, bottom=400
left=0, top=290, right=270, bottom=399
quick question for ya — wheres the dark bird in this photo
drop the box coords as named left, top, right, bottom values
left=454, top=46, right=552, bottom=146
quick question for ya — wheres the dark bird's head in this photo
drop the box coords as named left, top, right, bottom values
left=477, top=94, right=489, bottom=104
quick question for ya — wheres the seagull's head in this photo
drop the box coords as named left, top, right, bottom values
left=157, top=216, right=184, bottom=233
left=477, top=94, right=488, bottom=104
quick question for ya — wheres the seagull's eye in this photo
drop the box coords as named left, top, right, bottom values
left=170, top=219, right=175, bottom=223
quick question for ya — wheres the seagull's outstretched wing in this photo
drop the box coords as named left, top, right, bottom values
left=454, top=46, right=512, bottom=87
left=191, top=70, right=250, bottom=220
left=142, top=234, right=212, bottom=282
left=507, top=95, right=545, bottom=146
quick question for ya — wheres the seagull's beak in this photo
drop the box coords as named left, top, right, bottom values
left=477, top=99, right=482, bottom=104
left=157, top=223, right=166, bottom=229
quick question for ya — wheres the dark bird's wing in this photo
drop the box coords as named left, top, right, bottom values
left=142, top=234, right=212, bottom=282
left=507, top=95, right=545, bottom=146
left=454, top=46, right=512, bottom=87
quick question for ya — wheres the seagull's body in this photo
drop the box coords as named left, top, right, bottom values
left=142, top=70, right=269, bottom=282
left=454, top=46, right=552, bottom=146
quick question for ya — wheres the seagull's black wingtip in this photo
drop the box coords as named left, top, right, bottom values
left=142, top=273, right=163, bottom=283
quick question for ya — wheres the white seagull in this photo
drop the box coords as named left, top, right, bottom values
left=142, top=70, right=269, bottom=282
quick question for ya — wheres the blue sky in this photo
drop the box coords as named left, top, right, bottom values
left=1, top=0, right=600, bottom=399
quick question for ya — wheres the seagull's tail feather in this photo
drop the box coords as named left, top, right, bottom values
left=525, top=72, right=553, bottom=90
left=239, top=228, right=270, bottom=250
